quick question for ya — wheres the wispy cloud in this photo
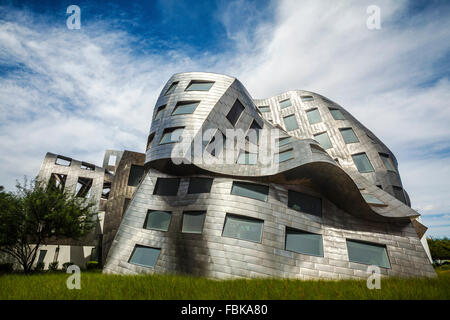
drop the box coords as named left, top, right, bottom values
left=0, top=0, right=449, bottom=236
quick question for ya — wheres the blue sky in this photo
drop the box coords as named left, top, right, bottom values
left=0, top=0, right=449, bottom=237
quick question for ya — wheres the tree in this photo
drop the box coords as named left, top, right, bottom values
left=427, top=237, right=450, bottom=261
left=0, top=178, right=96, bottom=272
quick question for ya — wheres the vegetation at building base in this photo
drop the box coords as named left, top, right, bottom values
left=0, top=268, right=449, bottom=300
left=0, top=179, right=97, bottom=273
left=427, top=237, right=450, bottom=261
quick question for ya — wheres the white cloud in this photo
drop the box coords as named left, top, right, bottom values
left=0, top=0, right=449, bottom=236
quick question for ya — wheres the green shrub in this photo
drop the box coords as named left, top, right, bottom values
left=0, top=263, right=13, bottom=273
left=34, top=262, right=45, bottom=271
left=86, top=261, right=99, bottom=270
left=48, top=261, right=59, bottom=271
left=62, top=262, right=74, bottom=272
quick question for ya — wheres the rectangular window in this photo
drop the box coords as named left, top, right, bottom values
left=55, top=155, right=71, bottom=166
left=144, top=210, right=172, bottom=231
left=226, top=99, right=245, bottom=126
left=222, top=214, right=263, bottom=243
left=108, top=155, right=117, bottom=166
left=231, top=181, right=269, bottom=202
left=340, top=128, right=359, bottom=144
left=279, top=99, right=292, bottom=109
left=37, top=250, right=47, bottom=264
left=288, top=190, right=322, bottom=217
left=300, top=95, right=314, bottom=102
left=258, top=106, right=270, bottom=112
left=237, top=151, right=257, bottom=165
left=306, top=108, right=322, bottom=124
left=154, top=105, right=166, bottom=120
left=283, top=114, right=299, bottom=131
left=352, top=153, right=374, bottom=173
left=329, top=108, right=345, bottom=120
left=393, top=186, right=407, bottom=204
left=205, top=130, right=226, bottom=157
left=81, top=162, right=95, bottom=171
left=128, top=165, right=145, bottom=187
left=362, top=194, right=385, bottom=206
left=101, top=182, right=111, bottom=199
left=172, top=101, right=200, bottom=115
left=276, top=149, right=294, bottom=163
left=153, top=178, right=180, bottom=196
left=182, top=211, right=206, bottom=234
left=49, top=173, right=67, bottom=190
left=379, top=153, right=396, bottom=172
left=185, top=80, right=214, bottom=91
left=128, top=245, right=161, bottom=268
left=277, top=137, right=292, bottom=147
left=346, top=240, right=391, bottom=268
left=147, top=132, right=155, bottom=150
left=159, top=127, right=184, bottom=144
left=285, top=228, right=323, bottom=257
left=75, top=177, right=93, bottom=198
left=188, top=177, right=213, bottom=194
left=313, top=132, right=333, bottom=149
left=164, top=82, right=178, bottom=96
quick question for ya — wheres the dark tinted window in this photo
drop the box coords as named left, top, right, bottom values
left=153, top=178, right=180, bottom=196
left=188, top=177, right=213, bottom=194
left=226, top=99, right=245, bottom=126
left=128, top=165, right=144, bottom=187
left=288, top=190, right=322, bottom=217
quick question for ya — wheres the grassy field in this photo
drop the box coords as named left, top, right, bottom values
left=0, top=267, right=449, bottom=300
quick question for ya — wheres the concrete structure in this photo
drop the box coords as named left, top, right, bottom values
left=100, top=72, right=435, bottom=279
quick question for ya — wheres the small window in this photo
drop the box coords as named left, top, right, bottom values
left=283, top=114, right=299, bottom=131
left=313, top=132, right=332, bottom=149
left=37, top=250, right=47, bottom=264
left=231, top=181, right=269, bottom=202
left=101, top=182, right=111, bottom=199
left=258, top=106, right=270, bottom=112
left=55, top=155, right=71, bottom=166
left=188, top=177, right=213, bottom=194
left=128, top=165, right=144, bottom=187
left=306, top=108, right=322, bottom=125
left=285, top=228, right=323, bottom=257
left=153, top=178, right=180, bottom=196
left=300, top=95, right=314, bottom=102
left=352, top=153, right=374, bottom=173
left=393, top=186, right=407, bottom=204
left=329, top=108, right=345, bottom=120
left=288, top=190, right=322, bottom=217
left=128, top=245, right=161, bottom=268
left=81, top=162, right=95, bottom=171
left=185, top=80, right=214, bottom=91
left=340, top=128, right=359, bottom=144
left=346, top=240, right=390, bottom=268
left=379, top=153, right=396, bottom=172
left=108, top=155, right=117, bottom=166
left=172, top=101, right=200, bottom=115
left=159, top=127, right=184, bottom=144
left=362, top=194, right=385, bottom=206
left=279, top=99, right=292, bottom=109
left=164, top=82, right=178, bottom=96
left=237, top=151, right=257, bottom=165
left=277, top=137, right=292, bottom=147
left=49, top=173, right=67, bottom=191
left=146, top=132, right=155, bottom=150
left=276, top=148, right=294, bottom=163
left=144, top=210, right=172, bottom=231
left=182, top=211, right=206, bottom=234
left=75, top=177, right=93, bottom=198
left=222, top=214, right=263, bottom=243
left=226, top=99, right=245, bottom=126
left=154, top=105, right=166, bottom=120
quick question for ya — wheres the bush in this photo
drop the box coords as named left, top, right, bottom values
left=86, top=261, right=99, bottom=270
left=48, top=261, right=59, bottom=271
left=35, top=261, right=45, bottom=271
left=62, top=262, right=74, bottom=272
left=0, top=263, right=13, bottom=273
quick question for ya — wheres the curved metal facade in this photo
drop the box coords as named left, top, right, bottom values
left=103, top=72, right=434, bottom=279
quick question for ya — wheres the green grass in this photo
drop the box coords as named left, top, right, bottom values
left=0, top=269, right=449, bottom=300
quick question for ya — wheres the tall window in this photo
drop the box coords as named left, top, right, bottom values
left=222, top=214, right=263, bottom=243
left=182, top=211, right=206, bottom=234
left=154, top=105, right=166, bottom=120
left=172, top=101, right=200, bottom=115
left=285, top=228, right=323, bottom=257
left=306, top=108, right=322, bottom=124
left=144, top=210, right=172, bottom=231
left=153, top=178, right=180, bottom=196
left=159, top=127, right=184, bottom=144
left=288, top=190, right=322, bottom=217
left=75, top=177, right=93, bottom=198
left=313, top=132, right=332, bottom=149
left=185, top=80, right=214, bottom=91
left=164, top=82, right=178, bottom=95
left=283, top=114, right=299, bottom=131
left=49, top=173, right=67, bottom=191
left=188, top=177, right=213, bottom=194
left=231, top=181, right=269, bottom=202
left=352, top=153, right=374, bottom=173
left=279, top=99, right=292, bottom=109
left=346, top=240, right=390, bottom=268
left=226, top=99, right=245, bottom=126
left=379, top=153, right=396, bottom=172
left=393, top=186, right=407, bottom=204
left=329, top=108, right=345, bottom=120
left=128, top=245, right=161, bottom=268
left=128, top=165, right=144, bottom=187
left=340, top=128, right=359, bottom=144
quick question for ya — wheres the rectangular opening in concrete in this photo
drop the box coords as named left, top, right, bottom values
left=75, top=177, right=93, bottom=198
